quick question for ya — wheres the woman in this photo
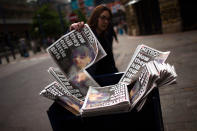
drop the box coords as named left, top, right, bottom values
left=70, top=5, right=118, bottom=76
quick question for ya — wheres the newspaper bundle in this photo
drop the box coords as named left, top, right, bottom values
left=39, top=24, right=177, bottom=117
left=40, top=81, right=83, bottom=115
left=80, top=83, right=130, bottom=117
left=119, top=44, right=170, bottom=85
left=129, top=61, right=177, bottom=111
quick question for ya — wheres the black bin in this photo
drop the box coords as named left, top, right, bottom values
left=47, top=73, right=164, bottom=131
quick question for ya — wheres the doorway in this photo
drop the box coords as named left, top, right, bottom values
left=179, top=0, right=197, bottom=31
left=134, top=0, right=162, bottom=35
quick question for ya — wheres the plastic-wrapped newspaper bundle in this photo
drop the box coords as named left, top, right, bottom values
left=80, top=83, right=130, bottom=117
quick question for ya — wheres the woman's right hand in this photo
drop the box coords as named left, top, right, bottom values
left=69, top=21, right=84, bottom=31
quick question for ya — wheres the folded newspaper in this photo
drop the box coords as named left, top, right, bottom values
left=39, top=24, right=177, bottom=117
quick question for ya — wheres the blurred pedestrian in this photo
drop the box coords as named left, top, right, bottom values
left=70, top=5, right=118, bottom=76
left=42, top=38, right=48, bottom=50
left=0, top=33, right=9, bottom=63
left=5, top=33, right=16, bottom=60
left=117, top=22, right=124, bottom=35
left=30, top=39, right=37, bottom=54
left=19, top=37, right=29, bottom=57
left=122, top=21, right=128, bottom=34
left=47, top=37, right=53, bottom=46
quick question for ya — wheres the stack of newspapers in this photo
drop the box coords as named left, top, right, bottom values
left=39, top=24, right=177, bottom=117
left=81, top=83, right=130, bottom=117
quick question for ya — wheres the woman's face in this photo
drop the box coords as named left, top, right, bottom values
left=97, top=10, right=111, bottom=33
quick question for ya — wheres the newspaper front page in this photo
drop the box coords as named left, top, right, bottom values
left=81, top=83, right=130, bottom=117
left=119, top=44, right=170, bottom=85
left=47, top=24, right=106, bottom=79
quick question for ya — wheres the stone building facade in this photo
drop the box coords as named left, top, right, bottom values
left=0, top=0, right=35, bottom=35
left=120, top=0, right=197, bottom=35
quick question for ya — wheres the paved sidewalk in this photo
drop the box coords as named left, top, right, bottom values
left=0, top=49, right=49, bottom=65
left=113, top=30, right=197, bottom=131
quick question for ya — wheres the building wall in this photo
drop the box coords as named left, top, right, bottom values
left=125, top=5, right=140, bottom=36
left=120, top=0, right=140, bottom=35
left=159, top=0, right=182, bottom=33
left=0, top=0, right=35, bottom=33
left=120, top=0, right=183, bottom=35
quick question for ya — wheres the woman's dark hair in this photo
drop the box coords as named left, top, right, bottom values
left=87, top=5, right=112, bottom=31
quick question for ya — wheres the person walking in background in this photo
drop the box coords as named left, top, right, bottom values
left=4, top=33, right=16, bottom=60
left=117, top=22, right=124, bottom=35
left=70, top=5, right=118, bottom=76
left=19, top=37, right=29, bottom=57
left=0, top=33, right=9, bottom=64
left=30, top=38, right=37, bottom=54
left=122, top=20, right=128, bottom=35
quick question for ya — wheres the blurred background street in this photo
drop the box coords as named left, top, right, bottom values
left=0, top=0, right=197, bottom=131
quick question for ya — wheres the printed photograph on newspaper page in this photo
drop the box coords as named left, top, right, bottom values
left=47, top=24, right=104, bottom=79
left=82, top=83, right=129, bottom=110
left=68, top=70, right=100, bottom=99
